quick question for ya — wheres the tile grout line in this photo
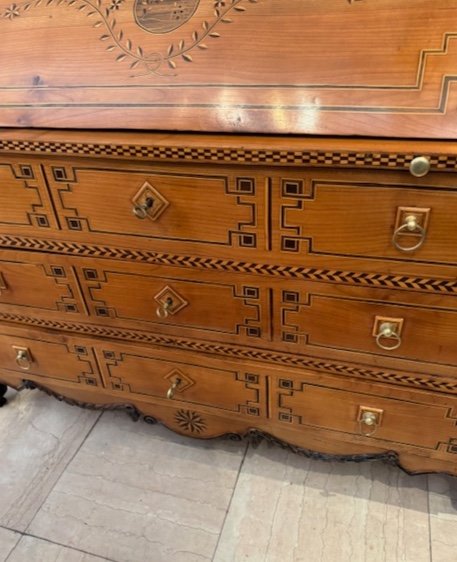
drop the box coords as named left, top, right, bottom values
left=3, top=527, right=119, bottom=562
left=211, top=440, right=250, bottom=562
left=427, top=475, right=433, bottom=562
left=22, top=409, right=104, bottom=535
left=2, top=527, right=21, bottom=562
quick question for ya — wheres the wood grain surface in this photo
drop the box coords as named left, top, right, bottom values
left=2, top=0, right=457, bottom=136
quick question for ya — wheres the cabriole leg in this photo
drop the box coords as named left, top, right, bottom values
left=0, top=384, right=7, bottom=407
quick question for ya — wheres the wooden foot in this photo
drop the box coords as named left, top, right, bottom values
left=0, top=384, right=7, bottom=407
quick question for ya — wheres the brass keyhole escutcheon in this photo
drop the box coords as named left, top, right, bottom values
left=156, top=297, right=173, bottom=319
left=133, top=196, right=154, bottom=219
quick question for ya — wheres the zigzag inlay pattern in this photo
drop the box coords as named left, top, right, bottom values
left=0, top=311, right=455, bottom=394
left=0, top=235, right=455, bottom=294
left=1, top=138, right=457, bottom=170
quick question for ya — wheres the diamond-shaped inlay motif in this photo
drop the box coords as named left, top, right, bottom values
left=131, top=181, right=170, bottom=222
left=164, top=368, right=195, bottom=394
left=154, top=285, right=188, bottom=316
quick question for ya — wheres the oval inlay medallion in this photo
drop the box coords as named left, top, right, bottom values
left=134, top=0, right=200, bottom=34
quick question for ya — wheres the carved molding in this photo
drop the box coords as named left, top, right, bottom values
left=20, top=379, right=141, bottom=420
left=6, top=378, right=454, bottom=474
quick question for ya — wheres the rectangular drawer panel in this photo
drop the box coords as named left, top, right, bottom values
left=278, top=288, right=457, bottom=366
left=0, top=332, right=100, bottom=386
left=0, top=161, right=57, bottom=230
left=0, top=255, right=82, bottom=314
left=271, top=375, right=457, bottom=451
left=43, top=162, right=264, bottom=256
left=77, top=263, right=269, bottom=342
left=274, top=170, right=457, bottom=267
left=98, top=345, right=266, bottom=418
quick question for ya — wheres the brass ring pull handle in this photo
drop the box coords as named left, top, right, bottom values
left=409, top=156, right=430, bottom=178
left=156, top=297, right=173, bottom=319
left=15, top=347, right=32, bottom=370
left=392, top=214, right=426, bottom=253
left=375, top=322, right=402, bottom=351
left=166, top=378, right=181, bottom=400
left=133, top=196, right=154, bottom=219
left=359, top=411, right=379, bottom=437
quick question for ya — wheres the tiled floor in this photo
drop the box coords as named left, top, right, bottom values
left=1, top=388, right=457, bottom=562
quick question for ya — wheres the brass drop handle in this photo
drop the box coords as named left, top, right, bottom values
left=156, top=297, right=173, bottom=319
left=375, top=322, right=402, bottom=351
left=392, top=214, right=426, bottom=252
left=166, top=378, right=181, bottom=400
left=359, top=408, right=382, bottom=437
left=14, top=346, right=32, bottom=370
left=409, top=156, right=430, bottom=178
left=133, top=196, right=154, bottom=219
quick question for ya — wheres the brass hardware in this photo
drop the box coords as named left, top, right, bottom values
left=156, top=297, right=173, bottom=319
left=392, top=209, right=429, bottom=252
left=0, top=273, right=7, bottom=295
left=166, top=377, right=181, bottom=399
left=374, top=318, right=403, bottom=351
left=358, top=406, right=384, bottom=436
left=13, top=346, right=32, bottom=370
left=154, top=285, right=189, bottom=318
left=133, top=196, right=154, bottom=219
left=409, top=156, right=431, bottom=178
left=131, top=182, right=170, bottom=222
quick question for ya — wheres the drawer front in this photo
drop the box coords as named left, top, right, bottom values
left=0, top=332, right=100, bottom=386
left=278, top=287, right=457, bottom=366
left=273, top=284, right=457, bottom=365
left=0, top=160, right=57, bottom=231
left=272, top=375, right=457, bottom=451
left=0, top=255, right=82, bottom=314
left=43, top=161, right=264, bottom=258
left=274, top=169, right=457, bottom=268
left=98, top=345, right=266, bottom=418
left=76, top=263, right=269, bottom=342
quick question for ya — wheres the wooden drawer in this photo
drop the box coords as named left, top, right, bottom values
left=42, top=160, right=265, bottom=259
left=0, top=331, right=100, bottom=386
left=0, top=253, right=82, bottom=314
left=278, top=287, right=457, bottom=366
left=271, top=374, right=457, bottom=452
left=97, top=344, right=266, bottom=418
left=0, top=160, right=58, bottom=232
left=274, top=168, right=457, bottom=270
left=75, top=260, right=269, bottom=343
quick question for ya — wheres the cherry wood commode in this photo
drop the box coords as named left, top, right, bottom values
left=1, top=0, right=457, bottom=476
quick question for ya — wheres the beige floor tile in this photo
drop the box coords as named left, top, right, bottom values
left=6, top=535, right=112, bottom=562
left=0, top=527, right=20, bottom=561
left=28, top=412, right=246, bottom=562
left=214, top=443, right=431, bottom=562
left=0, top=388, right=100, bottom=531
left=428, top=473, right=457, bottom=562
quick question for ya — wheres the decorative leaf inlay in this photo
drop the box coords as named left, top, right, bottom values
left=0, top=0, right=362, bottom=77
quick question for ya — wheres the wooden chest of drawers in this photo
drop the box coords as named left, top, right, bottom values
left=0, top=131, right=457, bottom=475
left=2, top=0, right=457, bottom=476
